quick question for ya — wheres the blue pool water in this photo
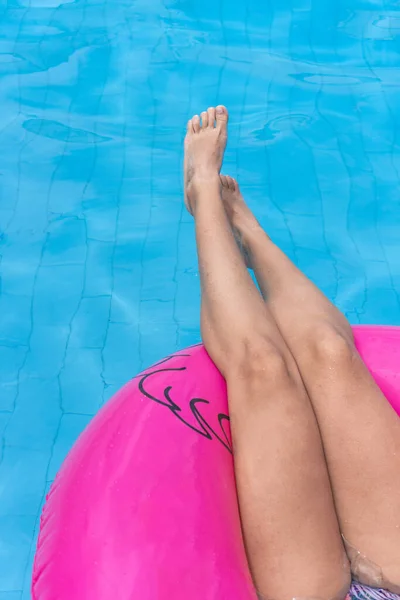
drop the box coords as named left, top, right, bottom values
left=1, top=0, right=400, bottom=596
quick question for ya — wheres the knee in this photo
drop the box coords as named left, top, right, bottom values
left=231, top=335, right=293, bottom=388
left=306, top=323, right=356, bottom=368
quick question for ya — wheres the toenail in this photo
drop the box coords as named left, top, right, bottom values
left=216, top=106, right=224, bottom=114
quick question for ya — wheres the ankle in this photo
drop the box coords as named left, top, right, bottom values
left=237, top=219, right=265, bottom=251
left=190, top=171, right=220, bottom=190
left=187, top=174, right=222, bottom=216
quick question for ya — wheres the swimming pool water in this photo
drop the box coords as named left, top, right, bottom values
left=1, top=0, right=400, bottom=596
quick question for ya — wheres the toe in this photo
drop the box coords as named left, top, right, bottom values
left=200, top=111, right=208, bottom=129
left=216, top=105, right=228, bottom=130
left=220, top=175, right=227, bottom=188
left=207, top=107, right=216, bottom=128
left=192, top=115, right=200, bottom=133
left=186, top=119, right=193, bottom=134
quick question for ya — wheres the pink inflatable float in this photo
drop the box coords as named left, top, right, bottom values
left=33, top=326, right=400, bottom=600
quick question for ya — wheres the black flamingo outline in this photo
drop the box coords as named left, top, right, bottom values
left=136, top=354, right=232, bottom=453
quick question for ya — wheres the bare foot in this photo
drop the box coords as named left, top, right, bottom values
left=184, top=105, right=228, bottom=215
left=220, top=174, right=262, bottom=268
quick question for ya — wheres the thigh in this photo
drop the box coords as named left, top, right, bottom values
left=224, top=327, right=349, bottom=600
left=286, top=323, right=400, bottom=589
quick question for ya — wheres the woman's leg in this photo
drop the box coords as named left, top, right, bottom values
left=220, top=175, right=400, bottom=593
left=184, top=108, right=350, bottom=600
